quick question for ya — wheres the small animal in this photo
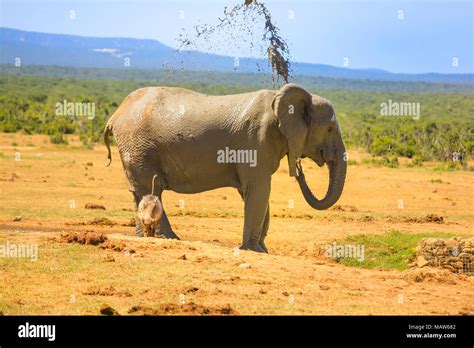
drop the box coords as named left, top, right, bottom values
left=137, top=175, right=163, bottom=237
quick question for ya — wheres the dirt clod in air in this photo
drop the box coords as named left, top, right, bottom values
left=100, top=304, right=120, bottom=316
left=177, top=0, right=290, bottom=84
left=85, top=203, right=106, bottom=210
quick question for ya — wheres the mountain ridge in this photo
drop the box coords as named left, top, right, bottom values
left=1, top=27, right=472, bottom=84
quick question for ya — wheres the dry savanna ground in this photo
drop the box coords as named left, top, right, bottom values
left=0, top=133, right=473, bottom=315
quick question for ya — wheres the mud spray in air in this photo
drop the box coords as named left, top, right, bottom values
left=175, top=0, right=291, bottom=85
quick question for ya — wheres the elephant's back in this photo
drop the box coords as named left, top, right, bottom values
left=110, top=85, right=275, bottom=141
left=108, top=86, right=276, bottom=192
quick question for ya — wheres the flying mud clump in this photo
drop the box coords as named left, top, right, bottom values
left=177, top=0, right=290, bottom=84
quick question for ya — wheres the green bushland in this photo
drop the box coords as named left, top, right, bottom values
left=336, top=230, right=457, bottom=271
left=0, top=65, right=472, bottom=165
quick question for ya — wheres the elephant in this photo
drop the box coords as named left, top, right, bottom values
left=104, top=83, right=347, bottom=253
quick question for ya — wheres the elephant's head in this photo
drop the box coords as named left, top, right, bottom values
left=272, top=83, right=347, bottom=210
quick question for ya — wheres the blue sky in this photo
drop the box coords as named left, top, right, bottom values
left=1, top=0, right=472, bottom=73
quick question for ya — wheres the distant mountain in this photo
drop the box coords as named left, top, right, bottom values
left=1, top=27, right=472, bottom=84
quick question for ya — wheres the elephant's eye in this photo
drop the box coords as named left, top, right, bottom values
left=328, top=127, right=333, bottom=133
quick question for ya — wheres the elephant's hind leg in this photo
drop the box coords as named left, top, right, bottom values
left=155, top=190, right=180, bottom=240
left=132, top=191, right=145, bottom=237
left=157, top=210, right=180, bottom=239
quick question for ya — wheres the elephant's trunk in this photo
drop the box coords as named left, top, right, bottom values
left=295, top=143, right=347, bottom=210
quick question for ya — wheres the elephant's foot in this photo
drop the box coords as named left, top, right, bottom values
left=156, top=229, right=180, bottom=240
left=259, top=241, right=268, bottom=253
left=240, top=240, right=267, bottom=253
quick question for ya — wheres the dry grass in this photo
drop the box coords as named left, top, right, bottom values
left=0, top=133, right=473, bottom=315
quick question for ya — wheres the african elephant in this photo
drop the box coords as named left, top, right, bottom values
left=104, top=83, right=347, bottom=253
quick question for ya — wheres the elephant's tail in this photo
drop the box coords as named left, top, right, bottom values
left=104, top=123, right=113, bottom=167
left=104, top=107, right=124, bottom=166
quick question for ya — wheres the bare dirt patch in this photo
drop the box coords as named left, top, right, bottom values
left=90, top=217, right=116, bottom=226
left=59, top=231, right=107, bottom=245
left=128, top=303, right=237, bottom=316
left=100, top=304, right=120, bottom=316
left=404, top=268, right=462, bottom=284
left=332, top=205, right=358, bottom=212
left=122, top=218, right=136, bottom=227
left=85, top=203, right=106, bottom=210
left=83, top=285, right=132, bottom=297
left=1, top=230, right=474, bottom=315
left=1, top=134, right=473, bottom=315
left=0, top=172, right=19, bottom=182
left=66, top=217, right=117, bottom=227
left=58, top=231, right=136, bottom=254
left=387, top=214, right=445, bottom=224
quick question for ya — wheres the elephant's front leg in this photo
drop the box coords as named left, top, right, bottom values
left=240, top=178, right=271, bottom=253
left=259, top=204, right=270, bottom=253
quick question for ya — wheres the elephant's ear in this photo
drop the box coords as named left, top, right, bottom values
left=272, top=83, right=312, bottom=177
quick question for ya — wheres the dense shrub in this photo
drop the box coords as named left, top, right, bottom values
left=0, top=74, right=472, bottom=164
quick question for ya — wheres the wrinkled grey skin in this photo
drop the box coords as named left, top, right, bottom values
left=104, top=83, right=347, bottom=253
